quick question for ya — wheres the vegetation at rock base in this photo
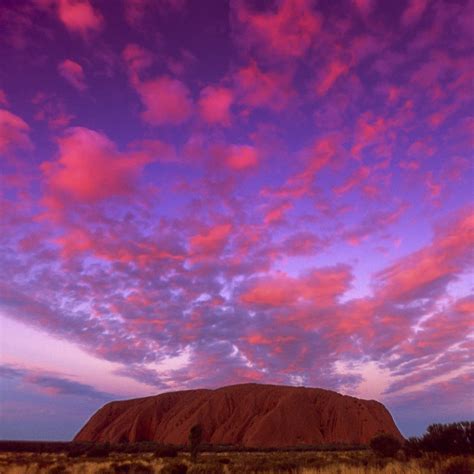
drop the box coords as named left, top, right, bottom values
left=1, top=421, right=473, bottom=473
left=370, top=433, right=402, bottom=457
left=407, top=421, right=473, bottom=455
left=188, top=424, right=203, bottom=462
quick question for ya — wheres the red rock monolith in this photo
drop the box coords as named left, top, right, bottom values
left=74, top=383, right=403, bottom=447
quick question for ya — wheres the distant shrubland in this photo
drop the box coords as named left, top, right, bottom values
left=0, top=421, right=472, bottom=473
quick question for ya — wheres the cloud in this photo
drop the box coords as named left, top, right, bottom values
left=58, top=59, right=87, bottom=91
left=0, top=364, right=113, bottom=400
left=221, top=144, right=259, bottom=170
left=241, top=265, right=352, bottom=308
left=316, top=60, right=350, bottom=96
left=41, top=127, right=154, bottom=202
left=232, top=0, right=321, bottom=60
left=198, top=86, right=233, bottom=126
left=134, top=76, right=193, bottom=125
left=401, top=0, right=429, bottom=27
left=280, top=231, right=326, bottom=256
left=189, top=223, right=232, bottom=258
left=124, top=0, right=187, bottom=26
left=0, top=89, right=8, bottom=106
left=0, top=109, right=32, bottom=154
left=352, top=0, right=374, bottom=17
left=264, top=201, right=292, bottom=225
left=57, top=0, right=103, bottom=37
left=122, top=43, right=154, bottom=77
left=234, top=61, right=294, bottom=111
left=374, top=209, right=473, bottom=303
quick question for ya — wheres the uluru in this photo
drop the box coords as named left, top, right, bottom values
left=74, top=383, right=403, bottom=447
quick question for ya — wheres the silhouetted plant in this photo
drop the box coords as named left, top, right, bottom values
left=442, top=457, right=474, bottom=474
left=189, top=424, right=203, bottom=462
left=421, top=421, right=473, bottom=455
left=48, top=465, right=69, bottom=474
left=86, top=442, right=111, bottom=458
left=370, top=433, right=402, bottom=457
left=155, top=445, right=178, bottom=458
left=188, top=463, right=223, bottom=474
left=161, top=462, right=188, bottom=474
left=112, top=462, right=154, bottom=474
left=404, top=436, right=423, bottom=458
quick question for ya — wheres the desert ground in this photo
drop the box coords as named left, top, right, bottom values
left=1, top=449, right=473, bottom=474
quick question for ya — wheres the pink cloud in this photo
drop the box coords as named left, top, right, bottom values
left=0, top=90, right=8, bottom=106
left=198, top=86, right=233, bottom=126
left=32, top=93, right=75, bottom=130
left=124, top=0, right=187, bottom=26
left=233, top=0, right=320, bottom=59
left=241, top=274, right=296, bottom=307
left=316, top=60, right=349, bottom=96
left=264, top=201, right=292, bottom=225
left=41, top=127, right=154, bottom=202
left=235, top=60, right=294, bottom=111
left=333, top=166, right=370, bottom=196
left=401, top=0, right=428, bottom=27
left=351, top=113, right=388, bottom=160
left=280, top=232, right=325, bottom=256
left=241, top=265, right=352, bottom=308
left=57, top=0, right=103, bottom=37
left=134, top=76, right=193, bottom=125
left=261, top=134, right=341, bottom=199
left=122, top=43, right=154, bottom=77
left=0, top=109, right=32, bottom=154
left=375, top=209, right=474, bottom=302
left=223, top=144, right=259, bottom=170
left=58, top=59, right=86, bottom=91
left=353, top=0, right=374, bottom=16
left=189, top=223, right=232, bottom=258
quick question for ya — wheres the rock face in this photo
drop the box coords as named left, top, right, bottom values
left=74, top=383, right=403, bottom=447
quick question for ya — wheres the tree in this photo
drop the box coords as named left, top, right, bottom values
left=421, top=421, right=473, bottom=455
left=370, top=433, right=402, bottom=458
left=188, top=424, right=203, bottom=462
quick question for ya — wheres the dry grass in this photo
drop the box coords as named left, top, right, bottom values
left=0, top=450, right=472, bottom=474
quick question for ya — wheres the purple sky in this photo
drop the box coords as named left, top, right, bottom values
left=0, top=0, right=473, bottom=441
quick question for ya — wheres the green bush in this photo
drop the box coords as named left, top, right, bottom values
left=370, top=434, right=402, bottom=458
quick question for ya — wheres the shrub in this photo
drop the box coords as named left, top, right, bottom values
left=112, top=462, right=155, bottom=474
left=86, top=443, right=111, bottom=458
left=189, top=424, right=203, bottom=462
left=421, top=421, right=473, bottom=455
left=404, top=436, right=423, bottom=458
left=442, top=457, right=474, bottom=474
left=161, top=462, right=188, bottom=474
left=188, top=463, right=223, bottom=474
left=155, top=446, right=178, bottom=458
left=48, top=465, right=69, bottom=474
left=67, top=448, right=85, bottom=457
left=370, top=433, right=402, bottom=457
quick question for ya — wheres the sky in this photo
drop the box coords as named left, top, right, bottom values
left=0, top=0, right=473, bottom=441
